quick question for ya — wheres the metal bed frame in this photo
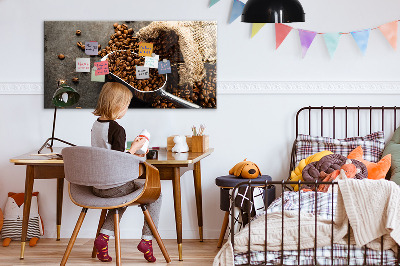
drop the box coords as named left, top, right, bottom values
left=230, top=106, right=400, bottom=266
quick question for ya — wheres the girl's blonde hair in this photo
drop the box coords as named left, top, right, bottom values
left=93, top=82, right=133, bottom=120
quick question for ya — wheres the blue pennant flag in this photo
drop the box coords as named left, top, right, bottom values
left=351, top=29, right=371, bottom=55
left=209, top=0, right=220, bottom=7
left=323, top=33, right=341, bottom=58
left=229, top=0, right=245, bottom=24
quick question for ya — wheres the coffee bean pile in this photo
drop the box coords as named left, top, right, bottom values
left=107, top=51, right=166, bottom=91
left=98, top=23, right=139, bottom=58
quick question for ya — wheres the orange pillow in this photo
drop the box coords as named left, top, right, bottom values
left=347, top=146, right=391, bottom=180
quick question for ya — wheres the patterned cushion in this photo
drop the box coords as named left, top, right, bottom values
left=294, top=131, right=385, bottom=167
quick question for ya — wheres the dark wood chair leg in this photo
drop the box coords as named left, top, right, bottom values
left=60, top=208, right=88, bottom=266
left=114, top=210, right=121, bottom=266
left=91, top=209, right=108, bottom=258
left=141, top=205, right=171, bottom=263
left=217, top=211, right=230, bottom=248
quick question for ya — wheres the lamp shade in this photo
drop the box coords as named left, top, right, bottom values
left=52, top=84, right=80, bottom=108
left=241, top=0, right=305, bottom=23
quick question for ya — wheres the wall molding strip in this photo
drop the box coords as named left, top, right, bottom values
left=1, top=81, right=400, bottom=95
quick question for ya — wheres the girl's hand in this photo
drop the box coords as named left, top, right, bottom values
left=134, top=148, right=149, bottom=157
left=129, top=137, right=147, bottom=155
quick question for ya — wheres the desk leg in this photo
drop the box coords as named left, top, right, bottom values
left=172, top=167, right=183, bottom=261
left=193, top=161, right=203, bottom=242
left=20, top=165, right=35, bottom=259
left=56, top=178, right=64, bottom=241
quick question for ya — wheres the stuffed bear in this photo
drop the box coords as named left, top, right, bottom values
left=229, top=159, right=261, bottom=179
left=1, top=192, right=44, bottom=247
left=172, top=135, right=189, bottom=153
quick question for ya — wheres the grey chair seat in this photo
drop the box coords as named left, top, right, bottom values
left=69, top=180, right=145, bottom=208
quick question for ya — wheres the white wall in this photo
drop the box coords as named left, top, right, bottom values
left=1, top=0, right=400, bottom=240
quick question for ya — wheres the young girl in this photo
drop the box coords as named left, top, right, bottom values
left=91, top=82, right=162, bottom=263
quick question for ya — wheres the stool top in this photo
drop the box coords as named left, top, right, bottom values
left=215, top=175, right=272, bottom=188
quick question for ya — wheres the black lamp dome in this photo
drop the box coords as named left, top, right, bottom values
left=241, top=0, right=305, bottom=23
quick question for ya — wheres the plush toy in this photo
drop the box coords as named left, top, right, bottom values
left=317, top=160, right=360, bottom=193
left=229, top=159, right=261, bottom=179
left=1, top=192, right=44, bottom=247
left=348, top=146, right=391, bottom=180
left=289, top=150, right=333, bottom=191
left=172, top=135, right=189, bottom=153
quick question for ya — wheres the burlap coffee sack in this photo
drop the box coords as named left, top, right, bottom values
left=137, top=21, right=216, bottom=86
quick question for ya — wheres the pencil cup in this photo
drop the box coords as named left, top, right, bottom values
left=191, top=135, right=209, bottom=153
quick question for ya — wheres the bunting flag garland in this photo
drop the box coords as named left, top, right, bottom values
left=323, top=33, right=341, bottom=58
left=209, top=0, right=220, bottom=7
left=298, top=29, right=317, bottom=58
left=378, top=21, right=398, bottom=50
left=275, top=23, right=293, bottom=49
left=208, top=3, right=400, bottom=58
left=351, top=29, right=370, bottom=55
left=229, top=0, right=245, bottom=24
left=251, top=23, right=266, bottom=38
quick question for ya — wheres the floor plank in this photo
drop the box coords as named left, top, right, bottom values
left=0, top=239, right=221, bottom=265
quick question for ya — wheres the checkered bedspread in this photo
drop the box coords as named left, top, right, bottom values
left=234, top=191, right=397, bottom=265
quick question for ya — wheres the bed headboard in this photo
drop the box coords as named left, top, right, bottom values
left=290, top=106, right=400, bottom=179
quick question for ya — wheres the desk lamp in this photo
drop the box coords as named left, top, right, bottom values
left=241, top=0, right=305, bottom=23
left=38, top=81, right=80, bottom=154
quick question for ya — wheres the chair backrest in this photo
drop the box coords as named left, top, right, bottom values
left=62, top=146, right=145, bottom=187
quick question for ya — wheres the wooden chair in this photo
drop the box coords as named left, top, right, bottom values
left=60, top=146, right=171, bottom=265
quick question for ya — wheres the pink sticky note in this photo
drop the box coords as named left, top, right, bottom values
left=94, top=61, right=109, bottom=76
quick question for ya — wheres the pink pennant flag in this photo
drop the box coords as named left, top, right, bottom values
left=298, top=29, right=317, bottom=58
left=378, top=21, right=398, bottom=50
left=275, top=23, right=293, bottom=49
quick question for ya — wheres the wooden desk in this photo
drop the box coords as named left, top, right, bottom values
left=10, top=147, right=213, bottom=261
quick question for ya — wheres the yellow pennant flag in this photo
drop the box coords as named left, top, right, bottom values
left=251, top=23, right=266, bottom=38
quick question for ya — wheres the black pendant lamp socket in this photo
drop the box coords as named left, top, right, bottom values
left=241, top=0, right=305, bottom=23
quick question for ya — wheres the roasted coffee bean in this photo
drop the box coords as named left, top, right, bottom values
left=76, top=30, right=81, bottom=36
left=72, top=77, right=79, bottom=83
left=58, top=54, right=65, bottom=60
left=108, top=52, right=166, bottom=92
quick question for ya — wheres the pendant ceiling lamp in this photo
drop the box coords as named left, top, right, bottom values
left=241, top=0, right=305, bottom=23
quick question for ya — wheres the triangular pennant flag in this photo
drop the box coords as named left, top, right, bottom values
left=275, top=24, right=293, bottom=49
left=229, top=0, right=245, bottom=24
left=378, top=21, right=398, bottom=50
left=209, top=0, right=220, bottom=7
left=323, top=33, right=341, bottom=58
left=351, top=29, right=370, bottom=55
left=251, top=23, right=266, bottom=38
left=298, top=29, right=317, bottom=58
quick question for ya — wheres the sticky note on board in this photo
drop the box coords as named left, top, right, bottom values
left=94, top=61, right=109, bottom=76
left=158, top=60, right=171, bottom=74
left=144, top=54, right=159, bottom=68
left=85, top=41, right=99, bottom=55
left=91, top=67, right=105, bottom=82
left=76, top=58, right=90, bottom=72
left=136, top=66, right=149, bottom=79
left=138, top=42, right=153, bottom=57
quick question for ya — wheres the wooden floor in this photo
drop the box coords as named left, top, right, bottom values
left=0, top=239, right=221, bottom=265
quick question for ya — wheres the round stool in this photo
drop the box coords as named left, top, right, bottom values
left=215, top=175, right=275, bottom=248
